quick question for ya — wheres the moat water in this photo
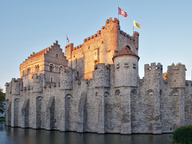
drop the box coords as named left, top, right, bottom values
left=0, top=122, right=172, bottom=144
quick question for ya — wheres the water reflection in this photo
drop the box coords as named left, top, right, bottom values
left=0, top=122, right=172, bottom=144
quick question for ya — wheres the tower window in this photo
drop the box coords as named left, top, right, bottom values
left=27, top=67, right=31, bottom=74
left=35, top=64, right=39, bottom=72
left=49, top=64, right=54, bottom=72
left=50, top=77, right=54, bottom=83
left=133, top=63, right=136, bottom=69
left=116, top=63, right=120, bottom=69
left=59, top=66, right=63, bottom=74
left=56, top=53, right=59, bottom=58
left=124, top=63, right=129, bottom=68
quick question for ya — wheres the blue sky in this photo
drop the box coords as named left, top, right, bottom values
left=0, top=0, right=192, bottom=92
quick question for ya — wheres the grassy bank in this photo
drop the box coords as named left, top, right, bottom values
left=0, top=117, right=5, bottom=122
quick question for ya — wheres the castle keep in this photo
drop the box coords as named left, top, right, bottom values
left=5, top=17, right=192, bottom=134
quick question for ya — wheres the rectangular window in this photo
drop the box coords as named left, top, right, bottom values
left=116, top=63, right=120, bottom=69
left=94, top=48, right=99, bottom=62
left=124, top=63, right=129, bottom=68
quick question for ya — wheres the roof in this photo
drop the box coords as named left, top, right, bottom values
left=112, top=45, right=139, bottom=61
left=30, top=46, right=51, bottom=58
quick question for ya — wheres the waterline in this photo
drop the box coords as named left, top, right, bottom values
left=0, top=122, right=172, bottom=144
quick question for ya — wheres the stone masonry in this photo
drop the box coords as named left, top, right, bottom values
left=5, top=17, right=192, bottom=134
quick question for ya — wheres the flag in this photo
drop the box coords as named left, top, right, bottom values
left=133, top=20, right=141, bottom=29
left=118, top=7, right=127, bottom=17
left=66, top=36, right=69, bottom=43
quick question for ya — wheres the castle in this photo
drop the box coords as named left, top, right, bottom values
left=5, top=17, right=192, bottom=134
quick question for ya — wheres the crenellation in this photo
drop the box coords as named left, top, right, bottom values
left=6, top=17, right=192, bottom=135
left=167, top=63, right=186, bottom=88
left=144, top=63, right=162, bottom=73
left=101, top=26, right=105, bottom=30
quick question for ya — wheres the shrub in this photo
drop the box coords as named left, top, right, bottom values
left=172, top=124, right=192, bottom=144
left=0, top=117, right=5, bottom=122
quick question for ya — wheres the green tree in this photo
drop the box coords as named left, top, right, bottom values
left=0, top=88, right=5, bottom=114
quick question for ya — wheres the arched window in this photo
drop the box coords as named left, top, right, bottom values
left=104, top=91, right=110, bottom=97
left=147, top=89, right=154, bottom=96
left=59, top=66, right=63, bottom=74
left=49, top=64, right=54, bottom=72
left=130, top=89, right=137, bottom=96
left=50, top=77, right=54, bottom=83
left=115, top=89, right=120, bottom=96
left=170, top=89, right=179, bottom=96
left=35, top=64, right=39, bottom=72
left=65, top=94, right=72, bottom=99
left=27, top=67, right=31, bottom=74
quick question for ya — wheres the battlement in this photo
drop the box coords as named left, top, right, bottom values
left=65, top=17, right=119, bottom=55
left=5, top=82, right=10, bottom=87
left=32, top=74, right=43, bottom=79
left=94, top=63, right=110, bottom=70
left=167, top=63, right=186, bottom=88
left=119, top=30, right=133, bottom=40
left=72, top=44, right=83, bottom=51
left=93, top=63, right=110, bottom=88
left=11, top=78, right=22, bottom=95
left=84, top=32, right=101, bottom=43
left=105, top=17, right=119, bottom=25
left=11, top=78, right=21, bottom=83
left=65, top=43, right=74, bottom=49
left=145, top=63, right=162, bottom=72
left=168, top=63, right=186, bottom=71
left=44, top=82, right=60, bottom=89
left=32, top=74, right=44, bottom=93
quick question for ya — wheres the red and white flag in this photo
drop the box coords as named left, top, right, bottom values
left=66, top=36, right=69, bottom=43
left=118, top=7, right=128, bottom=17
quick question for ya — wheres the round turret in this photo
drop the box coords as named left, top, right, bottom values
left=60, top=67, right=73, bottom=90
left=113, top=45, right=139, bottom=87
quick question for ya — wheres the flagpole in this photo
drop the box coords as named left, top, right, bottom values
left=66, top=34, right=67, bottom=45
left=117, top=0, right=119, bottom=20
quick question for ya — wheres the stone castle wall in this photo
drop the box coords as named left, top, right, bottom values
left=5, top=62, right=192, bottom=134
left=5, top=17, right=192, bottom=134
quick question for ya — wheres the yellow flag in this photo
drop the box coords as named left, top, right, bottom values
left=133, top=20, right=141, bottom=29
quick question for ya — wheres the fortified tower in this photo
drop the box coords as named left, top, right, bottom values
left=167, top=63, right=186, bottom=126
left=113, top=45, right=139, bottom=134
left=64, top=17, right=139, bottom=79
left=92, top=63, right=110, bottom=133
left=167, top=63, right=186, bottom=88
left=11, top=78, right=22, bottom=95
left=60, top=67, right=73, bottom=90
left=113, top=45, right=139, bottom=87
left=144, top=62, right=163, bottom=134
left=32, top=74, right=44, bottom=93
